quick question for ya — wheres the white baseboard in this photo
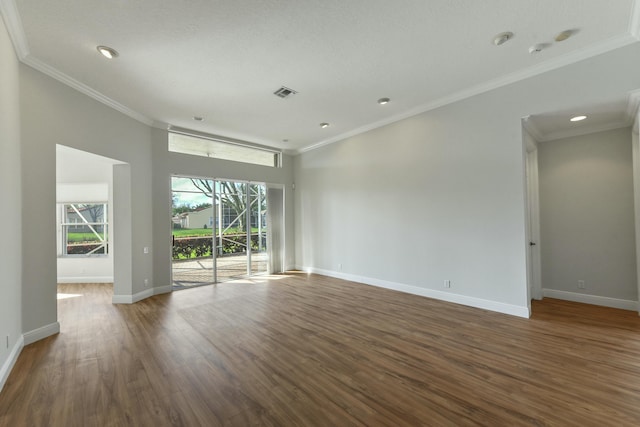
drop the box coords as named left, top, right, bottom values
left=0, top=335, right=24, bottom=394
left=542, top=288, right=639, bottom=311
left=112, top=284, right=173, bottom=304
left=299, top=266, right=530, bottom=318
left=23, top=322, right=60, bottom=345
left=57, top=276, right=113, bottom=283
left=113, top=288, right=153, bottom=304
left=154, top=285, right=172, bottom=296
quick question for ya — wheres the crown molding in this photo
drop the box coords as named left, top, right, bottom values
left=23, top=55, right=154, bottom=126
left=627, top=89, right=640, bottom=134
left=1, top=0, right=153, bottom=126
left=3, top=0, right=639, bottom=152
left=0, top=0, right=28, bottom=59
left=523, top=90, right=640, bottom=143
left=521, top=117, right=545, bottom=143
left=538, top=121, right=631, bottom=143
left=151, top=120, right=170, bottom=130
left=298, top=32, right=639, bottom=154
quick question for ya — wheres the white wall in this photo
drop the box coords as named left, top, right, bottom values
left=294, top=43, right=640, bottom=318
left=20, top=64, right=153, bottom=332
left=0, top=16, right=23, bottom=391
left=295, top=97, right=530, bottom=316
left=539, top=127, right=637, bottom=306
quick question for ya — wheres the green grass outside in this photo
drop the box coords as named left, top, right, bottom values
left=67, top=232, right=105, bottom=243
left=68, top=228, right=263, bottom=242
left=172, top=227, right=263, bottom=237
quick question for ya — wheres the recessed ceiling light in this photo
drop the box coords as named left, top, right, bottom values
left=555, top=30, right=575, bottom=42
left=378, top=97, right=390, bottom=105
left=493, top=32, right=514, bottom=46
left=193, top=116, right=204, bottom=121
left=320, top=122, right=330, bottom=129
left=570, top=115, right=587, bottom=122
left=97, top=45, right=118, bottom=59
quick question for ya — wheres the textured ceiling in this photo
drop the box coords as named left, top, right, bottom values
left=4, top=0, right=640, bottom=151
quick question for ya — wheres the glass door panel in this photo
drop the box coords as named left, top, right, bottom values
left=216, top=181, right=249, bottom=281
left=249, top=183, right=268, bottom=275
left=171, top=177, right=215, bottom=289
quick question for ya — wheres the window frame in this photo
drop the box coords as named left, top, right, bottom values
left=58, top=203, right=109, bottom=257
left=168, top=129, right=282, bottom=168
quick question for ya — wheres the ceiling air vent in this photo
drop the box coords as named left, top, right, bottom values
left=273, top=86, right=298, bottom=99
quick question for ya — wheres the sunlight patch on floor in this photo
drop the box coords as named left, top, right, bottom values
left=57, top=293, right=83, bottom=300
left=227, top=274, right=290, bottom=285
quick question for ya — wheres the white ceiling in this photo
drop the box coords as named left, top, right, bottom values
left=3, top=0, right=640, bottom=152
left=525, top=95, right=640, bottom=142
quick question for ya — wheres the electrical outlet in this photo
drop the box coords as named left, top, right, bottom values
left=578, top=280, right=585, bottom=289
left=444, top=280, right=451, bottom=288
left=338, top=263, right=342, bottom=270
left=143, top=246, right=150, bottom=254
left=144, top=278, right=149, bottom=287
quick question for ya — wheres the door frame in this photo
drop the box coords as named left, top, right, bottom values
left=632, top=126, right=640, bottom=315
left=523, top=122, right=543, bottom=306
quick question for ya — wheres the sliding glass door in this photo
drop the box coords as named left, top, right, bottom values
left=171, top=176, right=269, bottom=289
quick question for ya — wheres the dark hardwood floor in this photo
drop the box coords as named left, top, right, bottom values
left=1, top=273, right=640, bottom=426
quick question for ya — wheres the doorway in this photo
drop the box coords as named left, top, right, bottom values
left=171, top=176, right=269, bottom=289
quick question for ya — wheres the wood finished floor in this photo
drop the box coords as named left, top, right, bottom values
left=1, top=274, right=640, bottom=426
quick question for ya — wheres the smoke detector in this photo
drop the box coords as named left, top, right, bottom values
left=529, top=44, right=546, bottom=54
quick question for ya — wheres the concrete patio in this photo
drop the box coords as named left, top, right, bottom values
left=172, top=252, right=268, bottom=289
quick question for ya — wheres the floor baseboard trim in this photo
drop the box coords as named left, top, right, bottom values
left=0, top=335, right=24, bottom=394
left=112, top=294, right=132, bottom=304
left=57, top=276, right=113, bottom=283
left=112, top=288, right=153, bottom=304
left=542, top=289, right=638, bottom=311
left=299, top=267, right=530, bottom=318
left=23, top=322, right=60, bottom=346
left=154, top=285, right=172, bottom=296
left=113, top=285, right=172, bottom=304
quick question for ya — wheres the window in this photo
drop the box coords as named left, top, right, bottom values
left=59, top=203, right=108, bottom=256
left=168, top=131, right=281, bottom=167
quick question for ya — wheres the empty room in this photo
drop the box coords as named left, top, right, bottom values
left=2, top=1, right=640, bottom=425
